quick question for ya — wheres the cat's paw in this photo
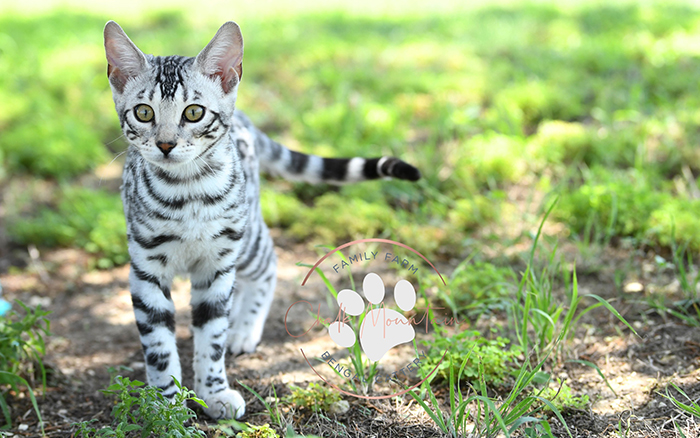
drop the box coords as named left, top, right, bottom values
left=226, top=329, right=261, bottom=356
left=202, top=388, right=245, bottom=419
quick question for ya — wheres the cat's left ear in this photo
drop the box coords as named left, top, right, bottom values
left=195, top=21, right=244, bottom=94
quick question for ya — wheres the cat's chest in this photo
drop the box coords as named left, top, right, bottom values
left=162, top=213, right=239, bottom=241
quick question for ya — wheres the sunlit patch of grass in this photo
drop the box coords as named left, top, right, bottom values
left=4, top=2, right=700, bottom=263
left=9, top=187, right=128, bottom=268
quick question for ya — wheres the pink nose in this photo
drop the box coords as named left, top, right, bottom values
left=157, top=142, right=175, bottom=155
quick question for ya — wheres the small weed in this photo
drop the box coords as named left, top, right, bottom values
left=213, top=420, right=280, bottom=438
left=213, top=421, right=323, bottom=438
left=73, top=376, right=206, bottom=438
left=421, top=329, right=522, bottom=386
left=408, top=353, right=567, bottom=438
left=298, top=258, right=381, bottom=396
left=661, top=382, right=700, bottom=418
left=285, top=383, right=342, bottom=414
left=237, top=382, right=286, bottom=430
left=435, top=259, right=517, bottom=317
left=539, top=380, right=589, bottom=412
left=0, top=300, right=51, bottom=431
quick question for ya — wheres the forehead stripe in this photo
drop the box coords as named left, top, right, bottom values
left=154, top=56, right=189, bottom=100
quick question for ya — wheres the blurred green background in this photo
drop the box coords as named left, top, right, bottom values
left=3, top=0, right=700, bottom=268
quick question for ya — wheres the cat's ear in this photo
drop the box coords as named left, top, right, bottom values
left=104, top=21, right=148, bottom=93
left=195, top=21, right=244, bottom=94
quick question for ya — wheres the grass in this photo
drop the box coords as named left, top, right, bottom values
left=403, top=206, right=639, bottom=437
left=6, top=1, right=700, bottom=264
left=0, top=301, right=51, bottom=433
left=420, top=329, right=522, bottom=386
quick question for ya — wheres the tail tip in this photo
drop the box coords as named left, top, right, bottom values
left=393, top=161, right=421, bottom=181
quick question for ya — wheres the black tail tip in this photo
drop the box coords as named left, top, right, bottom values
left=392, top=161, right=421, bottom=181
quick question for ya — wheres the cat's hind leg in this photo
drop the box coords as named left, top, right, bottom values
left=227, top=230, right=277, bottom=355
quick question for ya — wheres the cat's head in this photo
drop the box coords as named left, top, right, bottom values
left=104, top=21, right=243, bottom=170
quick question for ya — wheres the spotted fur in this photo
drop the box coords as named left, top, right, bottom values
left=103, top=20, right=420, bottom=420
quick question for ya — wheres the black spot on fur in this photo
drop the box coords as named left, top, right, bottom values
left=146, top=351, right=171, bottom=372
left=192, top=300, right=229, bottom=328
left=210, top=343, right=224, bottom=361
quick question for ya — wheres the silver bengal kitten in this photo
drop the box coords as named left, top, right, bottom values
left=103, top=20, right=420, bottom=419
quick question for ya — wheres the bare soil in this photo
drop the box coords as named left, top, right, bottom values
left=2, top=236, right=700, bottom=437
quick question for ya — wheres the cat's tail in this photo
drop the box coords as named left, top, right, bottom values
left=252, top=130, right=421, bottom=185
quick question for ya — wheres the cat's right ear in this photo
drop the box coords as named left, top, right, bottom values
left=104, top=21, right=148, bottom=93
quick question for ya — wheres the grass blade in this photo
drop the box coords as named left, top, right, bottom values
left=567, top=359, right=617, bottom=397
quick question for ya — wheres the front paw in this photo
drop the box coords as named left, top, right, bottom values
left=226, top=331, right=261, bottom=356
left=202, top=388, right=245, bottom=419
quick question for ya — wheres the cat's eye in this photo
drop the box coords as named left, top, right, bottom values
left=183, top=104, right=205, bottom=122
left=134, top=104, right=154, bottom=122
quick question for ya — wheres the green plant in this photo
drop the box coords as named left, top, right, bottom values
left=539, top=380, right=589, bottom=412
left=659, top=381, right=700, bottom=438
left=435, top=259, right=517, bottom=317
left=512, top=200, right=638, bottom=361
left=0, top=300, right=51, bottom=432
left=237, top=381, right=285, bottom=430
left=421, top=329, right=522, bottom=386
left=213, top=420, right=280, bottom=438
left=74, top=376, right=206, bottom=438
left=284, top=383, right=342, bottom=414
left=212, top=421, right=323, bottom=438
left=410, top=203, right=639, bottom=437
left=408, top=353, right=568, bottom=438
left=298, top=256, right=381, bottom=396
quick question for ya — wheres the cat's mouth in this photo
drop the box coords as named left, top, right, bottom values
left=147, top=154, right=187, bottom=169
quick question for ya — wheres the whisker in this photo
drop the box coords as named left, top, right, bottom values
left=105, top=134, right=126, bottom=147
left=197, top=156, right=215, bottom=175
left=99, top=150, right=128, bottom=186
left=108, top=150, right=128, bottom=166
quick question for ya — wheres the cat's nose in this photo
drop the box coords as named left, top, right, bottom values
left=156, top=142, right=176, bottom=156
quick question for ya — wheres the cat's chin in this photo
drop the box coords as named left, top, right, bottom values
left=146, top=156, right=187, bottom=169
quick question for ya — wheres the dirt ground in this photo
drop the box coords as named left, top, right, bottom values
left=2, top=234, right=700, bottom=437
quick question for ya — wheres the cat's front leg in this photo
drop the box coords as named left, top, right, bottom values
left=129, top=264, right=181, bottom=397
left=190, top=268, right=244, bottom=419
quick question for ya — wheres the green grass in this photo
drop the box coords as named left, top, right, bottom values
left=0, top=301, right=51, bottom=432
left=9, top=187, right=128, bottom=268
left=5, top=2, right=700, bottom=262
left=421, top=329, right=522, bottom=386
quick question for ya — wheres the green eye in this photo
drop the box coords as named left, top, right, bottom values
left=183, top=104, right=205, bottom=122
left=134, top=104, right=154, bottom=122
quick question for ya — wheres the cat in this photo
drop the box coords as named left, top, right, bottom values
left=103, top=20, right=420, bottom=419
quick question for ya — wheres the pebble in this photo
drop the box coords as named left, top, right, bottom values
left=623, top=282, right=644, bottom=293
left=329, top=400, right=349, bottom=415
left=18, top=424, right=28, bottom=431
left=28, top=296, right=52, bottom=308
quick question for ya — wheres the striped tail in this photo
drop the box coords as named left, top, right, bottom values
left=253, top=130, right=421, bottom=185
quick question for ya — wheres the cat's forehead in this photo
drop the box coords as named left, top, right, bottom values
left=144, top=55, right=195, bottom=100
